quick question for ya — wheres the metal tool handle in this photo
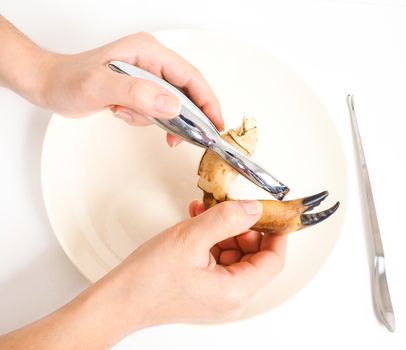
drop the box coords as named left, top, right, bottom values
left=108, top=60, right=289, bottom=200
left=347, top=94, right=395, bottom=332
left=108, top=60, right=220, bottom=148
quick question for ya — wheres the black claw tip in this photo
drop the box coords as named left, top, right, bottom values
left=302, top=191, right=329, bottom=211
left=301, top=201, right=340, bottom=227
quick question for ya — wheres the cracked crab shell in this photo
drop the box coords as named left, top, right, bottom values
left=197, top=117, right=258, bottom=201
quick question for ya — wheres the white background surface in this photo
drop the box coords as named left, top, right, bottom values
left=0, top=0, right=405, bottom=349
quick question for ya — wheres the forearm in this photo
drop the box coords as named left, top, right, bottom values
left=0, top=15, right=53, bottom=105
left=0, top=281, right=141, bottom=350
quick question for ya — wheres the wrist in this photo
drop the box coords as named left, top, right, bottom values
left=0, top=16, right=59, bottom=109
left=49, top=281, right=141, bottom=350
left=72, top=270, right=149, bottom=343
left=1, top=43, right=56, bottom=107
left=18, top=48, right=59, bottom=108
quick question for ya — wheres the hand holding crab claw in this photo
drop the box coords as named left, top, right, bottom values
left=189, top=200, right=287, bottom=266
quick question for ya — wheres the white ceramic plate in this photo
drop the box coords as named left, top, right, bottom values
left=41, top=30, right=347, bottom=319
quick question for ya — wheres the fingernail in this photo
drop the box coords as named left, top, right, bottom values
left=114, top=109, right=133, bottom=123
left=154, top=94, right=181, bottom=117
left=240, top=200, right=263, bottom=215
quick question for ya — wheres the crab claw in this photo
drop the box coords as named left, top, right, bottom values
left=250, top=190, right=339, bottom=235
left=198, top=118, right=340, bottom=236
left=202, top=190, right=340, bottom=235
left=302, top=190, right=329, bottom=211
left=301, top=201, right=340, bottom=227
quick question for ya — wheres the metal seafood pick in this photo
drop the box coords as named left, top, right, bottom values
left=108, top=61, right=289, bottom=200
left=347, top=94, right=395, bottom=332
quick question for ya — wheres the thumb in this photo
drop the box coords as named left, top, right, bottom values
left=103, top=69, right=181, bottom=119
left=188, top=201, right=263, bottom=248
